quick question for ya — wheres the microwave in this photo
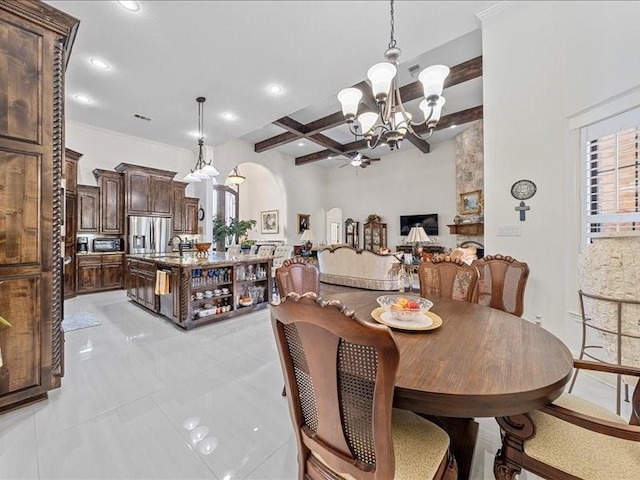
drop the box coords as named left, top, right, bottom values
left=93, top=238, right=123, bottom=252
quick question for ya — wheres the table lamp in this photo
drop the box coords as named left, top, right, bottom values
left=407, top=225, right=430, bottom=257
left=300, top=229, right=314, bottom=255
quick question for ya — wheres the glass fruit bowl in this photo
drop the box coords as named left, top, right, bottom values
left=376, top=295, right=433, bottom=321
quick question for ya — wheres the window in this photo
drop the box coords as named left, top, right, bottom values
left=583, top=107, right=640, bottom=241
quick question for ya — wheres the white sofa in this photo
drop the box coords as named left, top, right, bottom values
left=317, top=246, right=402, bottom=290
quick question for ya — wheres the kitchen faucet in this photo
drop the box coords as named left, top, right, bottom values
left=168, top=235, right=184, bottom=258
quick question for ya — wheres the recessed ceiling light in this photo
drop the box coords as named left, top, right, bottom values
left=298, top=142, right=304, bottom=147
left=117, top=1, right=140, bottom=11
left=74, top=94, right=93, bottom=104
left=221, top=112, right=236, bottom=121
left=267, top=84, right=283, bottom=95
left=189, top=130, right=201, bottom=138
left=450, top=124, right=457, bottom=129
left=89, top=58, right=110, bottom=70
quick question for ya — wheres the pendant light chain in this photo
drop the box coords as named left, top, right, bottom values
left=388, top=0, right=396, bottom=49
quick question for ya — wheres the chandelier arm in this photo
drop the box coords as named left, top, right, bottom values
left=413, top=128, right=435, bottom=141
left=346, top=122, right=365, bottom=138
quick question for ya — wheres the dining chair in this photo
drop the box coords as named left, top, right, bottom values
left=227, top=244, right=242, bottom=256
left=275, top=257, right=319, bottom=297
left=271, top=292, right=458, bottom=479
left=568, top=290, right=640, bottom=415
left=417, top=257, right=479, bottom=302
left=495, top=359, right=640, bottom=480
left=472, top=254, right=529, bottom=317
left=257, top=245, right=275, bottom=257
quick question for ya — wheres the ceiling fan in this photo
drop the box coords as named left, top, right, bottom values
left=339, top=152, right=380, bottom=169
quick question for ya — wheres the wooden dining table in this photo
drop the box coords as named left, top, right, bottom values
left=324, top=290, right=574, bottom=479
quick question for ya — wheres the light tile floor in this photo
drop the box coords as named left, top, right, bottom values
left=0, top=290, right=631, bottom=479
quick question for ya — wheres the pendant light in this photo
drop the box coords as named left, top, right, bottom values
left=183, top=96, right=219, bottom=182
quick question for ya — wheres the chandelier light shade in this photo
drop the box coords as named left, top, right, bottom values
left=337, top=0, right=450, bottom=151
left=228, top=166, right=246, bottom=185
left=183, top=96, right=220, bottom=183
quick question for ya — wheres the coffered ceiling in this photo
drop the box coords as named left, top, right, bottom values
left=47, top=1, right=495, bottom=162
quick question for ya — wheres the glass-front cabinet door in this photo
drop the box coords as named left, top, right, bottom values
left=364, top=222, right=387, bottom=252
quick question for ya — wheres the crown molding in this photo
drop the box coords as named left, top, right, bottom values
left=475, top=1, right=517, bottom=25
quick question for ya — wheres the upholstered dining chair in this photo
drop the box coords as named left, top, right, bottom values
left=494, top=359, right=640, bottom=480
left=275, top=257, right=319, bottom=297
left=271, top=292, right=458, bottom=479
left=472, top=254, right=529, bottom=317
left=226, top=244, right=241, bottom=256
left=417, top=257, right=479, bottom=302
left=257, top=245, right=275, bottom=257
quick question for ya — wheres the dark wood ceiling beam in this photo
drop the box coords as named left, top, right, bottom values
left=399, top=56, right=483, bottom=103
left=406, top=134, right=431, bottom=154
left=255, top=131, right=298, bottom=152
left=295, top=149, right=335, bottom=165
left=273, top=116, right=308, bottom=135
left=259, top=56, right=483, bottom=155
left=413, top=105, right=483, bottom=135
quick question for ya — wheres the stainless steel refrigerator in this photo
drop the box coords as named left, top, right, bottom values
left=128, top=216, right=172, bottom=254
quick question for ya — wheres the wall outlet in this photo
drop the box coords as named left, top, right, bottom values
left=496, top=225, right=522, bottom=236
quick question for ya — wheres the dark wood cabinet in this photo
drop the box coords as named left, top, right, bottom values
left=64, top=149, right=81, bottom=299
left=0, top=1, right=78, bottom=411
left=172, top=182, right=187, bottom=233
left=128, top=171, right=151, bottom=214
left=77, top=256, right=102, bottom=293
left=77, top=185, right=100, bottom=233
left=363, top=222, right=387, bottom=252
left=93, top=170, right=124, bottom=234
left=115, top=163, right=177, bottom=217
left=64, top=149, right=81, bottom=195
left=126, top=259, right=158, bottom=312
left=151, top=175, right=173, bottom=215
left=345, top=218, right=359, bottom=248
left=447, top=223, right=484, bottom=235
left=77, top=254, right=124, bottom=293
left=185, top=197, right=199, bottom=234
left=102, top=257, right=124, bottom=289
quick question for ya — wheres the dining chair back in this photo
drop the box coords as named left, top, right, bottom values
left=417, top=257, right=479, bottom=302
left=275, top=257, right=319, bottom=296
left=495, top=359, right=640, bottom=480
left=271, top=292, right=457, bottom=479
left=257, top=245, right=275, bottom=257
left=472, top=254, right=529, bottom=317
left=568, top=290, right=640, bottom=415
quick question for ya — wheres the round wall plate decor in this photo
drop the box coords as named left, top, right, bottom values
left=510, top=179, right=537, bottom=200
left=198, top=207, right=205, bottom=221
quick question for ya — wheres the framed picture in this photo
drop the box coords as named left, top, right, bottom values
left=297, top=214, right=310, bottom=234
left=261, top=210, right=279, bottom=234
left=460, top=190, right=482, bottom=214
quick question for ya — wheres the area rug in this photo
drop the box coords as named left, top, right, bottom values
left=62, top=311, right=102, bottom=332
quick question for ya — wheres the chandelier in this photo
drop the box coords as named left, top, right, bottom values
left=227, top=166, right=246, bottom=185
left=337, top=0, right=450, bottom=151
left=183, top=96, right=219, bottom=182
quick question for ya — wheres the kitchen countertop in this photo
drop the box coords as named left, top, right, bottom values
left=127, top=252, right=274, bottom=268
left=77, top=251, right=125, bottom=256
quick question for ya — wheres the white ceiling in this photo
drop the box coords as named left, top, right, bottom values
left=48, top=0, right=495, bottom=159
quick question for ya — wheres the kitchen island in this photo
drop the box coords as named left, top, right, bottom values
left=125, top=253, right=272, bottom=329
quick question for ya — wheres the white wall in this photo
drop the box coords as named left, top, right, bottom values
left=480, top=1, right=640, bottom=342
left=204, top=139, right=328, bottom=246
left=322, top=140, right=459, bottom=250
left=66, top=121, right=195, bottom=191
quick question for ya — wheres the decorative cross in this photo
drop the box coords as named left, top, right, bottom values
left=515, top=201, right=530, bottom=221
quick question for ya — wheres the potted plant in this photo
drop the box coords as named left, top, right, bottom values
left=229, top=218, right=257, bottom=246
left=212, top=215, right=231, bottom=252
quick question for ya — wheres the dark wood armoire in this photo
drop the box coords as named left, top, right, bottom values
left=0, top=0, right=78, bottom=412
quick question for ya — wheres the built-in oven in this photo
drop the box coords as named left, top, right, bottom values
left=93, top=238, right=123, bottom=253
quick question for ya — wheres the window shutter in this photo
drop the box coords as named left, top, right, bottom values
left=583, top=108, right=640, bottom=240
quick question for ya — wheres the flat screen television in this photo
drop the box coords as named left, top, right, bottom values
left=400, top=214, right=439, bottom=236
